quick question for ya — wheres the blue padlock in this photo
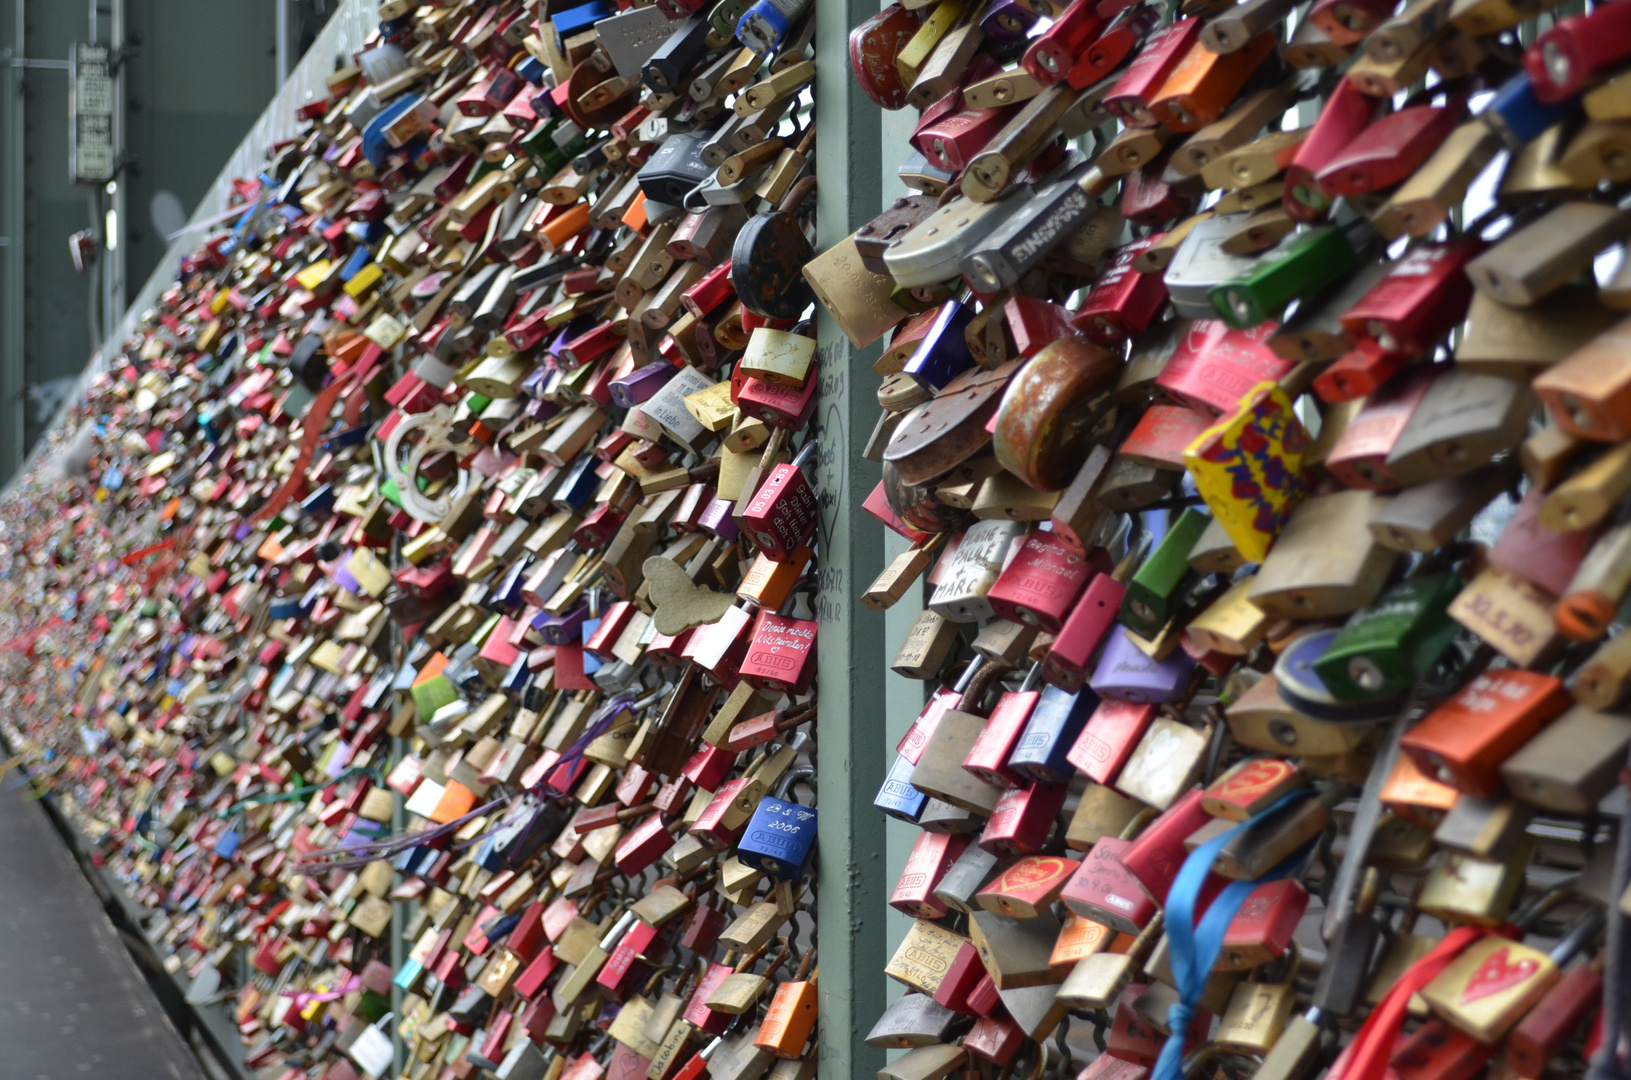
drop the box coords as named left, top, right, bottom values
left=736, top=0, right=810, bottom=54
left=902, top=300, right=977, bottom=391
left=1007, top=684, right=1099, bottom=784
left=1485, top=72, right=1578, bottom=151
left=737, top=789, right=818, bottom=879
left=874, top=752, right=926, bottom=823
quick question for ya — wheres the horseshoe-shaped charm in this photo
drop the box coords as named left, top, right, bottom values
left=384, top=405, right=470, bottom=523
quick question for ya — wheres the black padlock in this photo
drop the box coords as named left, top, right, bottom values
left=731, top=176, right=817, bottom=320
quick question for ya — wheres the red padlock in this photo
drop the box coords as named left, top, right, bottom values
left=978, top=780, right=1070, bottom=856
left=1104, top=18, right=1202, bottom=127
left=738, top=609, right=818, bottom=695
left=1315, top=96, right=1462, bottom=200
left=1524, top=1, right=1631, bottom=102
left=1338, top=237, right=1483, bottom=357
left=1073, top=237, right=1170, bottom=344
left=1283, top=77, right=1382, bottom=221
left=1023, top=0, right=1105, bottom=85
left=1066, top=700, right=1157, bottom=787
left=986, top=530, right=1102, bottom=633
left=890, top=832, right=971, bottom=917
left=963, top=674, right=1043, bottom=787
left=740, top=441, right=820, bottom=563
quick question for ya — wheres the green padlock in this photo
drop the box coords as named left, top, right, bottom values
left=1120, top=508, right=1213, bottom=639
left=710, top=0, right=751, bottom=38
left=520, top=116, right=589, bottom=175
left=1311, top=572, right=1463, bottom=701
left=1209, top=225, right=1360, bottom=329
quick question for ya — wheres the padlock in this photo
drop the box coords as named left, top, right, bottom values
left=1374, top=122, right=1503, bottom=240
left=929, top=521, right=1026, bottom=623
left=1106, top=19, right=1204, bottom=127
left=1466, top=202, right=1631, bottom=309
left=1066, top=783, right=1151, bottom=852
left=1215, top=981, right=1298, bottom=1056
left=892, top=832, right=972, bottom=918
left=1284, top=78, right=1383, bottom=220
left=1368, top=462, right=1516, bottom=553
left=1202, top=758, right=1307, bottom=821
left=1400, top=671, right=1570, bottom=797
left=708, top=940, right=794, bottom=1015
left=964, top=172, right=1117, bottom=287
left=986, top=530, right=1102, bottom=633
left=1523, top=1, right=1631, bottom=102
left=935, top=843, right=1004, bottom=916
left=1155, top=319, right=1293, bottom=415
left=886, top=919, right=972, bottom=999
left=1504, top=952, right=1605, bottom=1078
left=1310, top=572, right=1462, bottom=701
left=992, top=337, right=1123, bottom=492
left=1384, top=370, right=1533, bottom=487
left=740, top=440, right=820, bottom=562
left=968, top=907, right=1066, bottom=989
left=978, top=780, right=1069, bottom=856
left=1120, top=509, right=1212, bottom=639
left=1067, top=699, right=1158, bottom=788
left=1058, top=917, right=1164, bottom=1011
left=962, top=668, right=1040, bottom=789
left=1418, top=841, right=1533, bottom=927
left=911, top=703, right=1009, bottom=818
left=1420, top=909, right=1605, bottom=1044
left=1558, top=520, right=1631, bottom=640
left=739, top=609, right=817, bottom=696
left=1314, top=93, right=1462, bottom=201
left=1499, top=705, right=1631, bottom=815
left=1074, top=238, right=1173, bottom=345
left=867, top=992, right=965, bottom=1046
left=1150, top=32, right=1277, bottom=132
left=1007, top=684, right=1098, bottom=784
left=1205, top=796, right=1329, bottom=881
left=977, top=854, right=1082, bottom=919
left=1090, top=630, right=1198, bottom=706
left=1062, top=836, right=1161, bottom=935
left=1050, top=913, right=1116, bottom=977
left=1210, top=222, right=1364, bottom=329
left=1248, top=489, right=1398, bottom=619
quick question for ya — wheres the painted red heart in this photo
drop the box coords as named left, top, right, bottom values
left=1459, top=946, right=1540, bottom=1004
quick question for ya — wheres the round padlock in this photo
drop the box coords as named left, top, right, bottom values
left=882, top=459, right=964, bottom=535
left=992, top=336, right=1121, bottom=491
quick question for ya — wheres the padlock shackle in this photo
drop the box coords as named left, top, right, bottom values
left=1514, top=877, right=1582, bottom=931
left=1549, top=905, right=1606, bottom=965
left=778, top=176, right=816, bottom=216
left=790, top=437, right=819, bottom=470
left=772, top=765, right=814, bottom=802
left=600, top=909, right=638, bottom=949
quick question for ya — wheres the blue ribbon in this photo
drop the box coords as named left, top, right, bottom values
left=1152, top=793, right=1315, bottom=1080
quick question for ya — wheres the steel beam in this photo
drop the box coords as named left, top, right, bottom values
left=812, top=0, right=887, bottom=1076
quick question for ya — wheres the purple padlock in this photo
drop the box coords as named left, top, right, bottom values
left=1089, top=628, right=1196, bottom=703
left=534, top=602, right=590, bottom=646
left=979, top=0, right=1040, bottom=44
left=520, top=365, right=554, bottom=401
left=609, top=361, right=679, bottom=409
left=523, top=396, right=560, bottom=423
left=698, top=497, right=740, bottom=541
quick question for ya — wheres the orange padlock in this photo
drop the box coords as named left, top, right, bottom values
left=754, top=950, right=818, bottom=1059
left=1398, top=671, right=1571, bottom=797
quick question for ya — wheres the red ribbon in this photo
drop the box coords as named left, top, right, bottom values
left=251, top=348, right=385, bottom=526
left=1332, top=925, right=1486, bottom=1080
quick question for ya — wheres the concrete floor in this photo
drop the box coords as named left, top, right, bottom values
left=0, top=775, right=206, bottom=1080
